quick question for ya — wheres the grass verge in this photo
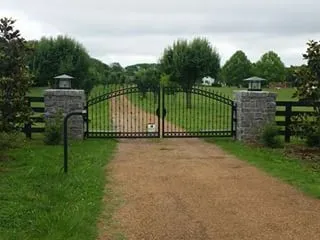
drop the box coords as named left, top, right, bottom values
left=0, top=138, right=117, bottom=240
left=207, top=138, right=320, bottom=199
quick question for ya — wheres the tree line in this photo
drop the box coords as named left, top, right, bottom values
left=23, top=24, right=298, bottom=93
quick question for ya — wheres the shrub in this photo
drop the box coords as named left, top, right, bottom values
left=292, top=115, right=320, bottom=147
left=260, top=123, right=283, bottom=148
left=292, top=40, right=320, bottom=148
left=211, top=83, right=222, bottom=87
left=0, top=17, right=33, bottom=132
left=43, top=110, right=64, bottom=145
left=0, top=131, right=26, bottom=151
left=306, top=133, right=320, bottom=147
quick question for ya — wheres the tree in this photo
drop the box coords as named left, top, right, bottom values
left=125, top=63, right=158, bottom=84
left=254, top=51, right=286, bottom=83
left=220, top=50, right=252, bottom=87
left=285, top=65, right=301, bottom=87
left=134, top=66, right=160, bottom=101
left=28, top=36, right=92, bottom=92
left=292, top=40, right=320, bottom=147
left=110, top=62, right=123, bottom=72
left=160, top=38, right=220, bottom=108
left=88, top=58, right=110, bottom=88
left=0, top=17, right=33, bottom=132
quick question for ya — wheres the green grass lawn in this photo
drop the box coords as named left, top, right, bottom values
left=0, top=137, right=117, bottom=240
left=209, top=138, right=320, bottom=198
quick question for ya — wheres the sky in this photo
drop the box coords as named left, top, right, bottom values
left=2, top=0, right=320, bottom=67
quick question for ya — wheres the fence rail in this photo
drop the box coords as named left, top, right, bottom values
left=24, top=96, right=45, bottom=138
left=276, top=101, right=319, bottom=142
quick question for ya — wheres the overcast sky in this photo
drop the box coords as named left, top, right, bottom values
left=2, top=0, right=320, bottom=67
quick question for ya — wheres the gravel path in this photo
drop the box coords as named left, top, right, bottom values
left=98, top=97, right=320, bottom=240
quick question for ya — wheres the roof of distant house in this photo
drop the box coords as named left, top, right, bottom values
left=54, top=74, right=74, bottom=79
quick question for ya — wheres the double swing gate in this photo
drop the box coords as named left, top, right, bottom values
left=85, top=84, right=236, bottom=138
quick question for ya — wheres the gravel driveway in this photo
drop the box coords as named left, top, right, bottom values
left=98, top=97, right=320, bottom=240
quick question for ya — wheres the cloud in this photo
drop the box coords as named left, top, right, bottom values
left=2, top=0, right=320, bottom=66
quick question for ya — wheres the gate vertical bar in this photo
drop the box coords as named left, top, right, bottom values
left=103, top=94, right=106, bottom=136
left=95, top=93, right=97, bottom=136
left=231, top=102, right=236, bottom=138
left=122, top=91, right=124, bottom=136
left=158, top=86, right=161, bottom=137
left=162, top=87, right=165, bottom=137
left=192, top=90, right=195, bottom=134
left=134, top=88, right=137, bottom=136
left=219, top=96, right=222, bottom=135
left=99, top=91, right=101, bottom=137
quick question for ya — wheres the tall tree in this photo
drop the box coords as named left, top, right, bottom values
left=0, top=17, right=33, bottom=132
left=29, top=36, right=92, bottom=92
left=160, top=38, right=220, bottom=108
left=292, top=40, right=320, bottom=147
left=220, top=50, right=252, bottom=87
left=285, top=65, right=301, bottom=87
left=134, top=66, right=160, bottom=101
left=88, top=57, right=110, bottom=88
left=110, top=62, right=123, bottom=72
left=254, top=51, right=286, bottom=82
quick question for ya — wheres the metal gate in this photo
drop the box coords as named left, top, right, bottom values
left=162, top=86, right=236, bottom=138
left=85, top=85, right=236, bottom=138
left=85, top=85, right=160, bottom=138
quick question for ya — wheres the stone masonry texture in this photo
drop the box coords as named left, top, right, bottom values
left=234, top=90, right=277, bottom=142
left=44, top=89, right=86, bottom=140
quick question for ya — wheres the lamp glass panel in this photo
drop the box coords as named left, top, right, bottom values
left=252, top=81, right=261, bottom=90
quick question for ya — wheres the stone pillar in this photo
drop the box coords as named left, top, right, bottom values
left=234, top=90, right=277, bottom=142
left=44, top=89, right=86, bottom=140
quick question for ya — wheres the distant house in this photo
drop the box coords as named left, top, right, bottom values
left=202, top=76, right=215, bottom=86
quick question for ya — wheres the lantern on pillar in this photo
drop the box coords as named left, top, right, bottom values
left=53, top=74, right=73, bottom=89
left=244, top=76, right=266, bottom=91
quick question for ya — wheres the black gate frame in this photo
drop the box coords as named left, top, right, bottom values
left=85, top=85, right=236, bottom=139
left=161, top=86, right=237, bottom=138
left=85, top=86, right=161, bottom=138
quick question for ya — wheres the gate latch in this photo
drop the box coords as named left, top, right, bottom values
left=163, top=108, right=167, bottom=118
left=156, top=108, right=167, bottom=118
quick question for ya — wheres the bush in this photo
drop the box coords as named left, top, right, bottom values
left=292, top=113, right=320, bottom=148
left=260, top=123, right=283, bottom=148
left=306, top=133, right=320, bottom=147
left=0, top=131, right=26, bottom=151
left=43, top=110, right=63, bottom=145
left=291, top=40, right=320, bottom=148
left=0, top=18, right=33, bottom=132
left=211, top=83, right=222, bottom=87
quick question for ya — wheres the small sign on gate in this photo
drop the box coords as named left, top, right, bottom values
left=147, top=123, right=156, bottom=134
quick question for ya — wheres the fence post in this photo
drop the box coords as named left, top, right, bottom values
left=284, top=103, right=292, bottom=143
left=24, top=97, right=32, bottom=139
